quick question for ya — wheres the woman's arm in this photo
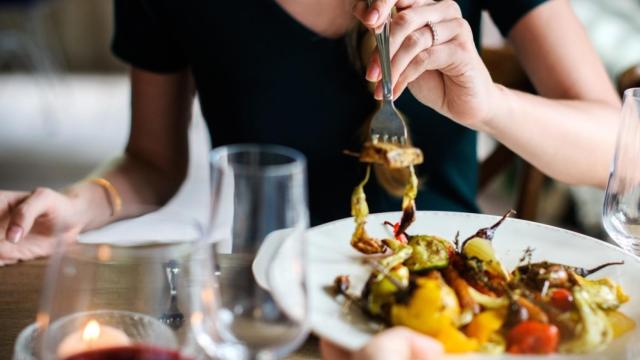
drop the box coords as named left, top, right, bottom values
left=74, top=68, right=194, bottom=230
left=1, top=68, right=192, bottom=263
left=484, top=0, right=620, bottom=188
left=355, top=0, right=620, bottom=188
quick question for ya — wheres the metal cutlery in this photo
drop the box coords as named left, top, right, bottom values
left=160, top=260, right=185, bottom=330
left=367, top=1, right=408, bottom=145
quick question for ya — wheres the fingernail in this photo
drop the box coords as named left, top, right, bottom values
left=374, top=83, right=382, bottom=100
left=7, top=225, right=23, bottom=244
left=366, top=9, right=379, bottom=25
left=367, top=65, right=380, bottom=81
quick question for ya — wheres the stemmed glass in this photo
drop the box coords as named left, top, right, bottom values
left=191, top=144, right=310, bottom=360
left=16, top=209, right=210, bottom=360
left=603, top=87, right=640, bottom=255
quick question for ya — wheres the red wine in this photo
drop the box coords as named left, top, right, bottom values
left=63, top=345, right=192, bottom=360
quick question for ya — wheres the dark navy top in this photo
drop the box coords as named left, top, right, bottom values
left=112, top=0, right=546, bottom=225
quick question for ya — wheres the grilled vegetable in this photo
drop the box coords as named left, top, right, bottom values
left=573, top=275, right=629, bottom=310
left=436, top=325, right=479, bottom=353
left=462, top=210, right=514, bottom=281
left=558, top=286, right=613, bottom=353
left=507, top=321, right=559, bottom=354
left=350, top=166, right=386, bottom=254
left=404, top=235, right=450, bottom=272
left=391, top=274, right=461, bottom=335
left=606, top=310, right=636, bottom=338
left=465, top=310, right=505, bottom=344
left=365, top=265, right=410, bottom=317
left=358, top=141, right=424, bottom=169
left=443, top=266, right=479, bottom=325
left=396, top=166, right=418, bottom=237
left=467, top=286, right=509, bottom=310
left=515, top=260, right=624, bottom=291
left=549, top=288, right=574, bottom=311
left=379, top=241, right=413, bottom=269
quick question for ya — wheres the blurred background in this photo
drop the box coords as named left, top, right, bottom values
left=1, top=0, right=639, bottom=239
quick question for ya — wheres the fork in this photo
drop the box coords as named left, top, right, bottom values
left=367, top=1, right=408, bottom=145
left=160, top=260, right=185, bottom=330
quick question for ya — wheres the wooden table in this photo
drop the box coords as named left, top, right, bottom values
left=0, top=256, right=320, bottom=360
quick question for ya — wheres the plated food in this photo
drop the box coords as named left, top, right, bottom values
left=331, top=142, right=636, bottom=355
left=333, top=211, right=635, bottom=354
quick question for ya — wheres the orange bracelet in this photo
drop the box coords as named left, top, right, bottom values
left=89, top=178, right=122, bottom=217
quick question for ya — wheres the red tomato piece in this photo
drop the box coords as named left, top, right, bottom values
left=507, top=321, right=559, bottom=354
left=549, top=288, right=574, bottom=311
left=390, top=222, right=408, bottom=244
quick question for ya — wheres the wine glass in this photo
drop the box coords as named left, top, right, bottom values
left=20, top=208, right=211, bottom=360
left=191, top=144, right=310, bottom=360
left=603, top=87, right=640, bottom=255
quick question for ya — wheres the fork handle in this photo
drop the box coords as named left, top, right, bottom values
left=365, top=0, right=394, bottom=102
left=375, top=21, right=394, bottom=101
left=165, top=260, right=179, bottom=296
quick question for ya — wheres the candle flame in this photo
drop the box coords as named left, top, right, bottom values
left=82, top=320, right=101, bottom=342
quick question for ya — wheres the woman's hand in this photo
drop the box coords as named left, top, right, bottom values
left=320, top=327, right=444, bottom=360
left=0, top=188, right=85, bottom=266
left=354, top=0, right=499, bottom=131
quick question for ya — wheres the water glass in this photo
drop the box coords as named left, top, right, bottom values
left=191, top=144, right=310, bottom=360
left=603, top=87, right=640, bottom=255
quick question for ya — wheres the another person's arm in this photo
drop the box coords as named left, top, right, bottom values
left=356, top=0, right=619, bottom=188
left=0, top=68, right=193, bottom=264
left=320, top=327, right=444, bottom=360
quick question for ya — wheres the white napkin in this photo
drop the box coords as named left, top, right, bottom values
left=79, top=106, right=232, bottom=251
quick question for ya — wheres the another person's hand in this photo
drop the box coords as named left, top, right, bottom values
left=0, top=188, right=84, bottom=266
left=354, top=0, right=499, bottom=131
left=320, top=327, right=444, bottom=360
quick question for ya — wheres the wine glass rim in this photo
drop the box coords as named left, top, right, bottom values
left=209, top=143, right=307, bottom=176
left=623, top=87, right=640, bottom=100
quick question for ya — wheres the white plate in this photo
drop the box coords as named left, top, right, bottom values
left=307, top=211, right=640, bottom=360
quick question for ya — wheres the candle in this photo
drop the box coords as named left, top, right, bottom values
left=57, top=319, right=131, bottom=359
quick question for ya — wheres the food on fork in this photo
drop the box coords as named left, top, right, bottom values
left=358, top=141, right=423, bottom=169
left=348, top=141, right=420, bottom=254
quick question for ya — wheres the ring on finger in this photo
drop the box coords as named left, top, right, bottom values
left=426, top=20, right=439, bottom=46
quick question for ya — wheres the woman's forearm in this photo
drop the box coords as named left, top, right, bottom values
left=67, top=68, right=194, bottom=232
left=482, top=84, right=619, bottom=188
left=65, top=153, right=188, bottom=232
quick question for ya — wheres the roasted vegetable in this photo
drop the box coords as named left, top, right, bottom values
left=392, top=275, right=479, bottom=353
left=462, top=211, right=514, bottom=281
left=443, top=266, right=479, bottom=325
left=515, top=260, right=624, bottom=291
left=396, top=166, right=418, bottom=237
left=465, top=310, right=505, bottom=344
left=383, top=221, right=408, bottom=243
left=378, top=240, right=413, bottom=269
left=606, top=310, right=636, bottom=338
left=467, top=286, right=509, bottom=310
left=365, top=264, right=410, bottom=317
left=507, top=321, right=559, bottom=354
left=558, top=286, right=613, bottom=353
left=436, top=325, right=479, bottom=353
left=358, top=141, right=424, bottom=168
left=350, top=166, right=386, bottom=254
left=573, top=274, right=629, bottom=310
left=549, top=288, right=574, bottom=311
left=404, top=235, right=450, bottom=272
left=391, top=274, right=461, bottom=335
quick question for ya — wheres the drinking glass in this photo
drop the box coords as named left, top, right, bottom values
left=19, top=209, right=211, bottom=360
left=603, top=87, right=640, bottom=255
left=191, top=144, right=309, bottom=360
